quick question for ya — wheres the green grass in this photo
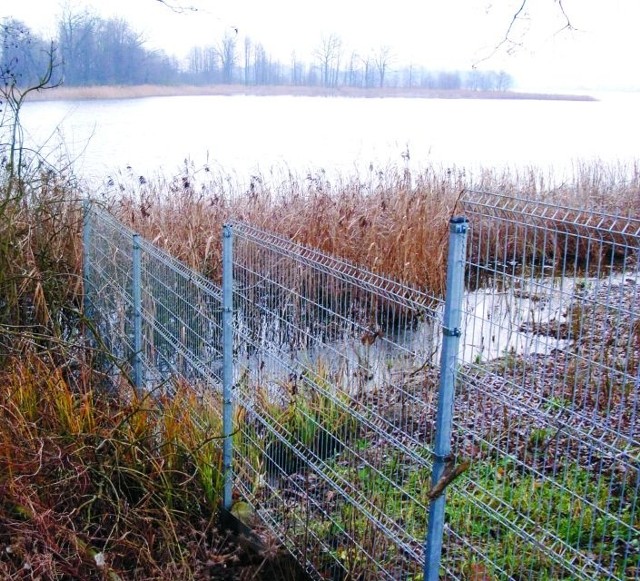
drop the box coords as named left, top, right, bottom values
left=445, top=460, right=639, bottom=579
left=251, top=423, right=638, bottom=580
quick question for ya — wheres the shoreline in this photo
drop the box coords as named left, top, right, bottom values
left=28, top=84, right=597, bottom=102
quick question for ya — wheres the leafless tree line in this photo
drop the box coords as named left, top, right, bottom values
left=1, top=14, right=513, bottom=91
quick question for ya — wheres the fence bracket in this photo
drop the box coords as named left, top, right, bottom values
left=442, top=326, right=461, bottom=337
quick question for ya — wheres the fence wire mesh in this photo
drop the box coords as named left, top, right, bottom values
left=448, top=190, right=640, bottom=580
left=230, top=221, right=444, bottom=579
left=84, top=194, right=639, bottom=580
left=84, top=205, right=224, bottom=395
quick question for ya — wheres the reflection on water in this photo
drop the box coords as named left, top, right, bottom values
left=235, top=301, right=441, bottom=402
left=459, top=270, right=637, bottom=364
left=231, top=269, right=639, bottom=406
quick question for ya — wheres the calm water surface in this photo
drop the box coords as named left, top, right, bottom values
left=19, top=92, right=640, bottom=188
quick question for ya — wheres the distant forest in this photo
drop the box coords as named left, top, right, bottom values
left=1, top=12, right=514, bottom=91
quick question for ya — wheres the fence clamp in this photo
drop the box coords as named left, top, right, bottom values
left=442, top=326, right=461, bottom=337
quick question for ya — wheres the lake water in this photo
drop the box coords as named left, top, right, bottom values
left=18, top=91, right=640, bottom=189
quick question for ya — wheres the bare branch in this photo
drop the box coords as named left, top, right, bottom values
left=474, top=0, right=527, bottom=67
left=556, top=0, right=574, bottom=31
left=503, top=0, right=528, bottom=46
left=475, top=0, right=574, bottom=67
left=155, top=0, right=198, bottom=14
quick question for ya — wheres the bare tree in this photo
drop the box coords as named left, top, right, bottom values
left=373, top=45, right=393, bottom=88
left=253, top=43, right=269, bottom=84
left=290, top=51, right=304, bottom=86
left=216, top=33, right=236, bottom=84
left=313, top=34, right=342, bottom=88
left=57, top=11, right=171, bottom=85
left=1, top=19, right=54, bottom=88
left=243, top=36, right=252, bottom=85
left=496, top=70, right=514, bottom=91
left=360, top=53, right=375, bottom=88
left=57, top=9, right=96, bottom=85
left=405, top=62, right=414, bottom=88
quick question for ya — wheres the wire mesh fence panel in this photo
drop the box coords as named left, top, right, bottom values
left=138, top=238, right=224, bottom=392
left=229, top=221, right=444, bottom=579
left=84, top=207, right=136, bottom=384
left=84, top=205, right=224, bottom=398
left=447, top=191, right=640, bottom=580
left=85, top=197, right=639, bottom=580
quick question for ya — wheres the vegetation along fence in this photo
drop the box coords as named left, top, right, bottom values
left=83, top=193, right=639, bottom=580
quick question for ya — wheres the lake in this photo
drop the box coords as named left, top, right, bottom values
left=18, top=91, right=640, bottom=189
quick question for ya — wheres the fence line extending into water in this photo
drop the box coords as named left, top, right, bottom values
left=83, top=194, right=640, bottom=580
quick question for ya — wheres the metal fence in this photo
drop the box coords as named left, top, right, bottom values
left=449, top=191, right=639, bottom=580
left=83, top=203, right=224, bottom=395
left=228, top=220, right=449, bottom=580
left=83, top=194, right=640, bottom=580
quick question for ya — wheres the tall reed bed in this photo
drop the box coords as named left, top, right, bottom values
left=109, top=160, right=640, bottom=297
left=0, top=165, right=303, bottom=578
left=0, top=169, right=84, bottom=363
left=0, top=167, right=226, bottom=577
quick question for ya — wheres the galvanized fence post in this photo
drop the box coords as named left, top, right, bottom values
left=82, top=199, right=92, bottom=321
left=222, top=224, right=234, bottom=510
left=424, top=216, right=469, bottom=580
left=132, top=233, right=143, bottom=392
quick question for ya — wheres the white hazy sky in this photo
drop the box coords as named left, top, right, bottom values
left=2, top=0, right=640, bottom=91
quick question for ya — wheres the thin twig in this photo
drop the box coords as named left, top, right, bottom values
left=475, top=0, right=527, bottom=66
left=427, top=458, right=471, bottom=501
left=475, top=0, right=574, bottom=67
left=155, top=0, right=198, bottom=13
left=556, top=0, right=574, bottom=31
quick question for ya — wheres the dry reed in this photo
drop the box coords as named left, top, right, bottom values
left=108, top=161, right=640, bottom=297
left=0, top=349, right=241, bottom=579
left=0, top=163, right=305, bottom=579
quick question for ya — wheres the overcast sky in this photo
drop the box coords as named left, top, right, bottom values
left=2, top=0, right=639, bottom=91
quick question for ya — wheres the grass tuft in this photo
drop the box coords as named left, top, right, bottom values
left=0, top=350, right=232, bottom=578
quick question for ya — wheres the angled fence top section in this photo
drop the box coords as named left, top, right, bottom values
left=461, top=189, right=640, bottom=245
left=229, top=219, right=442, bottom=310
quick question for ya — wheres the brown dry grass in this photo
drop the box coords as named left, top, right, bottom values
left=28, top=84, right=597, bottom=102
left=108, top=162, right=640, bottom=297
left=0, top=170, right=84, bottom=364
left=0, top=162, right=305, bottom=580
left=0, top=349, right=248, bottom=579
